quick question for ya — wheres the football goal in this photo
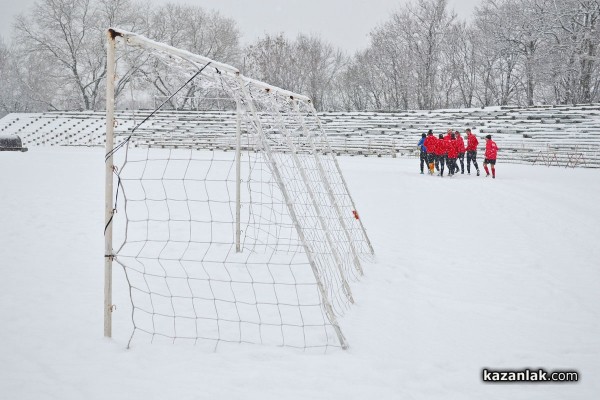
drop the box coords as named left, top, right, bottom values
left=104, top=28, right=374, bottom=350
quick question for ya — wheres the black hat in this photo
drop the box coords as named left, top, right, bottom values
left=427, top=129, right=433, bottom=135
left=485, top=134, right=492, bottom=139
left=422, top=133, right=426, bottom=138
left=438, top=134, right=444, bottom=139
left=451, top=133, right=456, bottom=139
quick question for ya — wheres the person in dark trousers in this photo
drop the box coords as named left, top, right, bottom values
left=455, top=131, right=466, bottom=174
left=418, top=133, right=427, bottom=174
left=443, top=129, right=452, bottom=173
left=423, top=130, right=437, bottom=175
left=435, top=133, right=447, bottom=177
left=447, top=133, right=459, bottom=177
left=483, top=134, right=499, bottom=178
left=465, top=129, right=480, bottom=176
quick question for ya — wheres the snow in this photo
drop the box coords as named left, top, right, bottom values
left=1, top=147, right=599, bottom=399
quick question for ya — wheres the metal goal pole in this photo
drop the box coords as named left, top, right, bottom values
left=104, top=28, right=119, bottom=338
left=235, top=98, right=242, bottom=252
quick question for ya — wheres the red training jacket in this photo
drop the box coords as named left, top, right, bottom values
left=485, top=139, right=498, bottom=160
left=447, top=139, right=458, bottom=158
left=435, top=138, right=447, bottom=156
left=423, top=135, right=437, bottom=154
left=456, top=135, right=466, bottom=153
left=466, top=134, right=479, bottom=151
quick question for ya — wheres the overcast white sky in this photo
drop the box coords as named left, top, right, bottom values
left=0, top=0, right=479, bottom=52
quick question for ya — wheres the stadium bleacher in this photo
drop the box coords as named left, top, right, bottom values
left=1, top=103, right=599, bottom=167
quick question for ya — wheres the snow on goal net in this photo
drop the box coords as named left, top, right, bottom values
left=104, top=28, right=374, bottom=350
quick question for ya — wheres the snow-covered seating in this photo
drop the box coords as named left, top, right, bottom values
left=1, top=103, right=600, bottom=167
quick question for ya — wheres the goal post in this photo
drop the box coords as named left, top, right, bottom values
left=104, top=28, right=118, bottom=338
left=104, top=28, right=373, bottom=350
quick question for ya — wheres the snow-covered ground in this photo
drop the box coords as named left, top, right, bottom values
left=1, top=147, right=599, bottom=399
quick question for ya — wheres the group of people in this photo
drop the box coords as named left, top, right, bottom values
left=417, top=129, right=499, bottom=178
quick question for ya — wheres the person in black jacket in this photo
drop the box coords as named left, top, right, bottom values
left=417, top=132, right=427, bottom=174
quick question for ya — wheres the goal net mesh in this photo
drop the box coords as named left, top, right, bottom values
left=108, top=30, right=373, bottom=350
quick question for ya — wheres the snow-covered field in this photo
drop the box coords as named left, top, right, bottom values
left=1, top=147, right=599, bottom=399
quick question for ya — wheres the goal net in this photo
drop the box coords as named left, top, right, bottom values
left=104, top=28, right=374, bottom=350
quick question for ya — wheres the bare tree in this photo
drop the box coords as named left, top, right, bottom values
left=136, top=3, right=241, bottom=110
left=8, top=0, right=600, bottom=113
left=295, top=35, right=346, bottom=110
left=446, top=23, right=477, bottom=108
left=0, top=37, right=13, bottom=112
left=339, top=0, right=455, bottom=111
left=13, top=0, right=141, bottom=110
left=475, top=0, right=552, bottom=106
left=549, top=0, right=600, bottom=103
left=0, top=37, right=25, bottom=112
left=336, top=49, right=386, bottom=110
left=244, top=34, right=303, bottom=92
left=402, top=0, right=456, bottom=109
left=148, top=3, right=240, bottom=64
left=244, top=33, right=345, bottom=111
left=473, top=2, right=521, bottom=106
left=368, top=20, right=414, bottom=110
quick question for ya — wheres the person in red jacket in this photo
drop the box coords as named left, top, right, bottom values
left=444, top=129, right=452, bottom=141
left=465, top=128, right=480, bottom=176
left=483, top=134, right=499, bottom=178
left=435, top=133, right=447, bottom=176
left=447, top=133, right=459, bottom=177
left=423, top=130, right=437, bottom=175
left=444, top=129, right=452, bottom=166
left=454, top=131, right=466, bottom=174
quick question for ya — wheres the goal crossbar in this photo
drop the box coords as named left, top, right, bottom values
left=109, top=28, right=310, bottom=102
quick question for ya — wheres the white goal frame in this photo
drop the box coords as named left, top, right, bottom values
left=103, top=28, right=373, bottom=349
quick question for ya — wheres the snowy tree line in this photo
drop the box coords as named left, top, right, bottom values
left=341, top=0, right=600, bottom=110
left=2, top=0, right=600, bottom=112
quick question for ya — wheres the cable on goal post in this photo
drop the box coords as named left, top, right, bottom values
left=104, top=47, right=212, bottom=338
left=103, top=61, right=213, bottom=236
left=105, top=61, right=212, bottom=163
